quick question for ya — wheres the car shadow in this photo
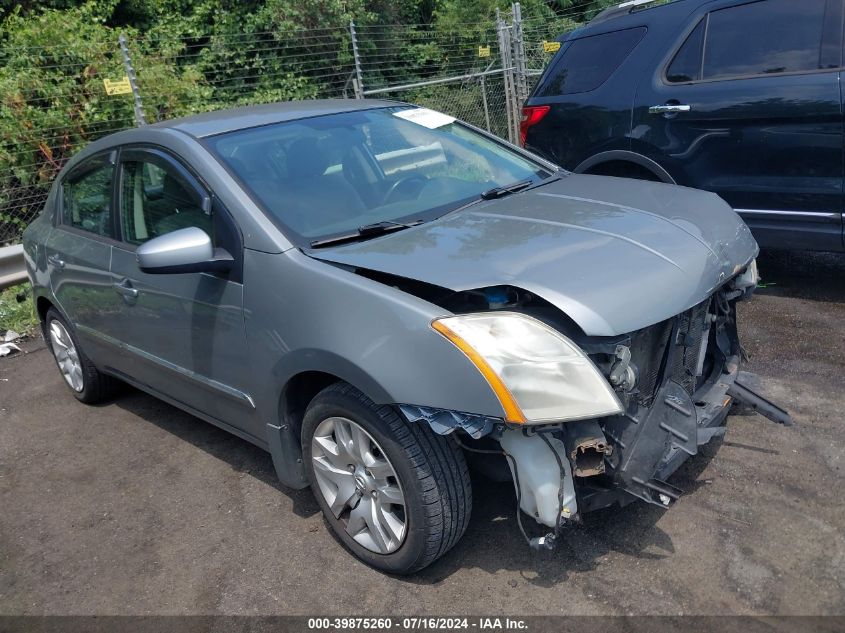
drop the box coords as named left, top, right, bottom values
left=405, top=435, right=723, bottom=586
left=755, top=249, right=845, bottom=303
left=111, top=382, right=727, bottom=586
left=111, top=386, right=321, bottom=519
left=402, top=479, right=670, bottom=587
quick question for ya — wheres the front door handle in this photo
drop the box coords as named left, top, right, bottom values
left=47, top=255, right=65, bottom=269
left=113, top=279, right=139, bottom=299
left=649, top=104, right=691, bottom=115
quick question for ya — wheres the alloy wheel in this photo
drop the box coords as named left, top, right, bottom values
left=49, top=320, right=84, bottom=392
left=311, top=416, right=407, bottom=554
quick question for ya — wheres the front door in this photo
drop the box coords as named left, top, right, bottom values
left=107, top=147, right=258, bottom=439
left=632, top=0, right=844, bottom=251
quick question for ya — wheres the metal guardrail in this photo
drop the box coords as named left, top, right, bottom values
left=0, top=244, right=27, bottom=290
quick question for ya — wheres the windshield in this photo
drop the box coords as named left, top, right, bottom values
left=205, top=106, right=550, bottom=245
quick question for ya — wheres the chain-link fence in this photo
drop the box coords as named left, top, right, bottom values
left=0, top=2, right=592, bottom=246
left=354, top=20, right=513, bottom=140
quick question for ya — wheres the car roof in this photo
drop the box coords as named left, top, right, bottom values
left=565, top=0, right=698, bottom=39
left=149, top=98, right=404, bottom=138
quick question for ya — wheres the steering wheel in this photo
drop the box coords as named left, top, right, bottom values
left=381, top=175, right=427, bottom=205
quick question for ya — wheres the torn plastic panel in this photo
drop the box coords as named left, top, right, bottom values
left=398, top=404, right=500, bottom=439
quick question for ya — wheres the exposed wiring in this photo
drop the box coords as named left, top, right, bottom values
left=450, top=432, right=533, bottom=548
left=538, top=431, right=566, bottom=544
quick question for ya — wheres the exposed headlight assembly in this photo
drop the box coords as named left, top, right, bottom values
left=432, top=312, right=623, bottom=424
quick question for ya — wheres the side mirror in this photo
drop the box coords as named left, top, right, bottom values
left=136, top=227, right=233, bottom=275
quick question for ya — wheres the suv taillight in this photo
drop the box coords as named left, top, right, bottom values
left=519, top=105, right=550, bottom=147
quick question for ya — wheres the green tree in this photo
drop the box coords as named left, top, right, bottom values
left=0, top=3, right=205, bottom=243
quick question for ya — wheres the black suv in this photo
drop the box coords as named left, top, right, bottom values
left=522, top=0, right=845, bottom=252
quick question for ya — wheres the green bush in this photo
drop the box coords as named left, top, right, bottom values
left=0, top=283, right=37, bottom=336
left=0, top=4, right=207, bottom=244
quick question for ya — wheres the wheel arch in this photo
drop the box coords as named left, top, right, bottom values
left=275, top=351, right=394, bottom=430
left=35, top=293, right=62, bottom=340
left=574, top=150, right=676, bottom=184
left=36, top=294, right=55, bottom=323
left=266, top=351, right=396, bottom=490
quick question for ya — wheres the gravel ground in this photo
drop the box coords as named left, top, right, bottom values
left=1, top=250, right=843, bottom=616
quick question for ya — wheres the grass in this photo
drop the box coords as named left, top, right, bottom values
left=0, top=283, right=39, bottom=337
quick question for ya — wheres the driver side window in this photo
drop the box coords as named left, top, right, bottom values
left=120, top=159, right=212, bottom=245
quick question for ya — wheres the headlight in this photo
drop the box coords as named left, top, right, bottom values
left=432, top=312, right=623, bottom=424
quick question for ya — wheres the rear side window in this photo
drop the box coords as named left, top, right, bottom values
left=666, top=20, right=705, bottom=83
left=62, top=159, right=114, bottom=238
left=538, top=27, right=646, bottom=96
left=667, top=0, right=836, bottom=83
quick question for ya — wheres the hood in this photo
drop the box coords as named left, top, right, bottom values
left=311, top=174, right=758, bottom=336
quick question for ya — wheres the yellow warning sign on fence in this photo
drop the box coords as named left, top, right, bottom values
left=103, top=76, right=132, bottom=95
left=478, top=45, right=491, bottom=58
left=542, top=41, right=561, bottom=53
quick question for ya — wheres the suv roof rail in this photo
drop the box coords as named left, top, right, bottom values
left=590, top=0, right=677, bottom=24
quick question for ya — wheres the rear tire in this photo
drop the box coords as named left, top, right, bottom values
left=302, top=382, right=472, bottom=574
left=44, top=308, right=118, bottom=404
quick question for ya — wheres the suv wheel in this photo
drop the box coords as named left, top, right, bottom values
left=301, top=382, right=472, bottom=574
left=45, top=308, right=118, bottom=404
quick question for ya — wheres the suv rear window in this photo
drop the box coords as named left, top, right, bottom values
left=667, top=0, right=837, bottom=83
left=537, top=27, right=646, bottom=96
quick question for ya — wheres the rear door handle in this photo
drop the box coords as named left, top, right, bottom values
left=113, top=279, right=139, bottom=299
left=649, top=104, right=691, bottom=115
left=47, top=255, right=65, bottom=269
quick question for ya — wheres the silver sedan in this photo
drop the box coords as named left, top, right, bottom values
left=24, top=100, right=760, bottom=573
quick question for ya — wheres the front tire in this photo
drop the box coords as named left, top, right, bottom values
left=44, top=308, right=118, bottom=404
left=302, top=383, right=472, bottom=574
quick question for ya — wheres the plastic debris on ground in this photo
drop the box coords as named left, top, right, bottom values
left=0, top=342, right=21, bottom=357
left=0, top=330, right=23, bottom=357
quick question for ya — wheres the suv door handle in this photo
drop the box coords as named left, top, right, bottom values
left=113, top=279, right=139, bottom=299
left=649, top=104, right=691, bottom=115
left=47, top=255, right=65, bottom=269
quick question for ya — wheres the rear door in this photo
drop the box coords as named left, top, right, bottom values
left=632, top=0, right=844, bottom=251
left=45, top=151, right=123, bottom=363
left=107, top=147, right=257, bottom=438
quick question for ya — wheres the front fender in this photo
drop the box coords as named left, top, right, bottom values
left=244, top=249, right=506, bottom=425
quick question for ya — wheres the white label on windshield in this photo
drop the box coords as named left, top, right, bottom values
left=394, top=108, right=455, bottom=129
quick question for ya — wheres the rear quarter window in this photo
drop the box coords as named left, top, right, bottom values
left=61, top=158, right=115, bottom=238
left=537, top=27, right=647, bottom=97
left=666, top=0, right=839, bottom=83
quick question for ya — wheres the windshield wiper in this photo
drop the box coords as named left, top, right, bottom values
left=480, top=179, right=534, bottom=200
left=309, top=220, right=423, bottom=249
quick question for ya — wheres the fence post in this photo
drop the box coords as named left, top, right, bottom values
left=118, top=34, right=146, bottom=126
left=511, top=3, right=529, bottom=104
left=496, top=9, right=517, bottom=144
left=349, top=21, right=365, bottom=98
left=480, top=74, right=492, bottom=133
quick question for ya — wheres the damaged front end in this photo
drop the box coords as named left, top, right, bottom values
left=400, top=260, right=789, bottom=548
left=581, top=284, right=748, bottom=512
left=576, top=259, right=790, bottom=513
